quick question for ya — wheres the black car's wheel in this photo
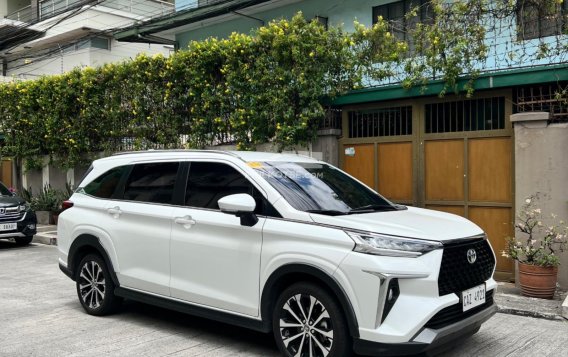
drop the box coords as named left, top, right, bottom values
left=14, top=236, right=33, bottom=246
left=76, top=254, right=122, bottom=316
left=273, top=282, right=351, bottom=357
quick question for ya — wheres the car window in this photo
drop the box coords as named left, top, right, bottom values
left=82, top=165, right=129, bottom=199
left=186, top=162, right=280, bottom=217
left=123, top=162, right=179, bottom=204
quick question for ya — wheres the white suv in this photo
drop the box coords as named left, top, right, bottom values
left=57, top=150, right=497, bottom=356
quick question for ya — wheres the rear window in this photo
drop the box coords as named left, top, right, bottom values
left=83, top=166, right=129, bottom=199
left=122, top=162, right=179, bottom=204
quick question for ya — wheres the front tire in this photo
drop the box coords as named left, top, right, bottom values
left=76, top=254, right=122, bottom=316
left=14, top=236, right=33, bottom=246
left=273, top=282, right=351, bottom=357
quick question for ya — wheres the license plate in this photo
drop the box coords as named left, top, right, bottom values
left=0, top=223, right=16, bottom=231
left=461, top=284, right=486, bottom=312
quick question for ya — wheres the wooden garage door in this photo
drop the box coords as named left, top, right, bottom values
left=342, top=144, right=375, bottom=188
left=342, top=142, right=414, bottom=203
left=0, top=159, right=12, bottom=188
left=424, top=138, right=513, bottom=280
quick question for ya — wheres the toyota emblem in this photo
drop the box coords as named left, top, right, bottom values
left=467, top=249, right=477, bottom=264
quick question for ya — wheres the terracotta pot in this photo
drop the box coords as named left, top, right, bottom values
left=518, top=263, right=558, bottom=299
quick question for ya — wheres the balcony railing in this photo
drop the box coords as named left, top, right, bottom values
left=5, top=5, right=33, bottom=22
left=103, top=0, right=174, bottom=17
left=39, top=0, right=92, bottom=20
left=176, top=0, right=230, bottom=12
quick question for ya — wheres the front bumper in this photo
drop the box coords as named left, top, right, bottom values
left=0, top=211, right=37, bottom=239
left=353, top=303, right=497, bottom=356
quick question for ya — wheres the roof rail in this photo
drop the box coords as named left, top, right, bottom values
left=111, top=149, right=241, bottom=158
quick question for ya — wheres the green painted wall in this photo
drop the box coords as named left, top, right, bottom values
left=176, top=0, right=385, bottom=48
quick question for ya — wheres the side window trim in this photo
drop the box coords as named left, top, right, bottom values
left=172, top=162, right=190, bottom=206
left=111, top=165, right=133, bottom=200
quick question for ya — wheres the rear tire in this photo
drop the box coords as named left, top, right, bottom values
left=273, top=282, right=352, bottom=357
left=14, top=236, right=33, bottom=246
left=76, top=254, right=122, bottom=316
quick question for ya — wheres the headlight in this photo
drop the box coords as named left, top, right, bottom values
left=18, top=204, right=29, bottom=212
left=346, top=231, right=442, bottom=258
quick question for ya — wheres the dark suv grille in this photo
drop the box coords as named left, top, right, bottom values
left=0, top=207, right=23, bottom=222
left=425, top=290, right=494, bottom=329
left=438, top=239, right=495, bottom=296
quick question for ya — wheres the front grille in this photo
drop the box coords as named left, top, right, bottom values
left=438, top=239, right=495, bottom=296
left=0, top=208, right=23, bottom=222
left=425, top=290, right=494, bottom=330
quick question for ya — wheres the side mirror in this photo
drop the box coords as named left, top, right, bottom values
left=218, top=194, right=258, bottom=227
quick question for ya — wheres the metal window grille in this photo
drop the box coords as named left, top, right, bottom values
left=516, top=0, right=568, bottom=41
left=514, top=83, right=568, bottom=122
left=319, top=107, right=342, bottom=130
left=372, top=0, right=434, bottom=41
left=425, top=97, right=505, bottom=134
left=348, top=106, right=412, bottom=138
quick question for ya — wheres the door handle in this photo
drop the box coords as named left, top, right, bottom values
left=107, top=206, right=122, bottom=218
left=174, top=215, right=196, bottom=229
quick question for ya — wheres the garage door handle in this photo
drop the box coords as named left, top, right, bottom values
left=107, top=207, right=122, bottom=218
left=175, top=216, right=196, bottom=228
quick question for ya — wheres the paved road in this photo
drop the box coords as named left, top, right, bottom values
left=1, top=242, right=567, bottom=357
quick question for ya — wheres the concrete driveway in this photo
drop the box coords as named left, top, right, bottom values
left=1, top=241, right=567, bottom=357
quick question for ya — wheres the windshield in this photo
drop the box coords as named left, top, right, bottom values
left=252, top=161, right=397, bottom=215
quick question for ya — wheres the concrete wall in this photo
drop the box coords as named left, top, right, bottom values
left=312, top=129, right=341, bottom=166
left=18, top=131, right=340, bottom=193
left=20, top=157, right=91, bottom=193
left=511, top=112, right=568, bottom=289
left=0, top=1, right=8, bottom=17
left=7, top=0, right=30, bottom=15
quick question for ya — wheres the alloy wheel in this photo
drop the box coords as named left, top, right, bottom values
left=78, top=260, right=106, bottom=310
left=279, top=293, right=334, bottom=357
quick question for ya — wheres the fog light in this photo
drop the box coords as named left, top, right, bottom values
left=381, top=279, right=400, bottom=323
left=27, top=224, right=36, bottom=230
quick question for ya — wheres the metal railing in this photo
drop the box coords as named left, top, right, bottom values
left=5, top=5, right=33, bottom=22
left=514, top=82, right=568, bottom=122
left=319, top=107, right=342, bottom=130
left=103, top=0, right=174, bottom=17
left=38, top=0, right=91, bottom=20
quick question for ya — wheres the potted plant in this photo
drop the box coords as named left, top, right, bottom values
left=503, top=194, right=568, bottom=299
left=30, top=184, right=59, bottom=225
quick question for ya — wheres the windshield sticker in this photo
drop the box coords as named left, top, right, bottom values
left=247, top=162, right=264, bottom=169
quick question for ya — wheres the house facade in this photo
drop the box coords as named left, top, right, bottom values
left=105, top=0, right=568, bottom=287
left=0, top=0, right=176, bottom=80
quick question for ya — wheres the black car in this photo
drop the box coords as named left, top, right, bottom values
left=0, top=182, right=37, bottom=246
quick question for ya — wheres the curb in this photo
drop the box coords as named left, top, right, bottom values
left=497, top=306, right=566, bottom=321
left=563, top=296, right=568, bottom=320
left=33, top=232, right=57, bottom=246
